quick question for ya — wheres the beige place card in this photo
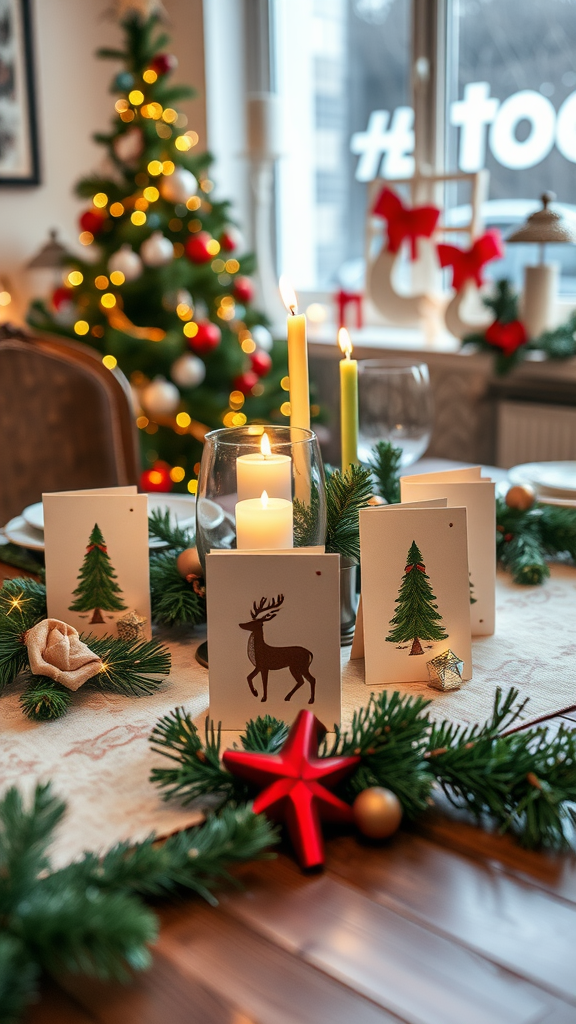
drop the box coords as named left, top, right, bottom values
left=401, top=467, right=496, bottom=635
left=43, top=487, right=151, bottom=639
left=206, top=551, right=341, bottom=730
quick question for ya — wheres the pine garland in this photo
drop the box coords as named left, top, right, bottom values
left=0, top=782, right=277, bottom=1024
left=148, top=508, right=206, bottom=627
left=150, top=687, right=576, bottom=851
left=324, top=463, right=374, bottom=560
left=496, top=497, right=576, bottom=584
left=0, top=577, right=171, bottom=720
left=369, top=440, right=402, bottom=504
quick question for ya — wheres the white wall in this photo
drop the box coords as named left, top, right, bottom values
left=0, top=0, right=206, bottom=322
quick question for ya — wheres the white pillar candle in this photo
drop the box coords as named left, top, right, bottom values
left=235, top=490, right=293, bottom=550
left=236, top=432, right=292, bottom=501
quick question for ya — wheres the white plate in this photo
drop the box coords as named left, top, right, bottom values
left=3, top=516, right=46, bottom=551
left=21, top=493, right=197, bottom=534
left=508, top=461, right=576, bottom=499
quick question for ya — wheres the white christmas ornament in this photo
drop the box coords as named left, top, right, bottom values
left=113, top=127, right=144, bottom=165
left=171, top=354, right=206, bottom=389
left=140, top=231, right=174, bottom=267
left=108, top=244, right=143, bottom=282
left=159, top=167, right=198, bottom=204
left=142, top=377, right=180, bottom=416
left=251, top=324, right=273, bottom=352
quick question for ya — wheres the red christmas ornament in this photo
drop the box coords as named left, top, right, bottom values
left=219, top=229, right=239, bottom=252
left=223, top=710, right=360, bottom=868
left=485, top=319, right=527, bottom=358
left=188, top=320, right=221, bottom=354
left=79, top=209, right=106, bottom=236
left=437, top=229, right=504, bottom=291
left=372, top=187, right=440, bottom=259
left=185, top=232, right=213, bottom=264
left=52, top=286, right=73, bottom=310
left=233, top=369, right=259, bottom=395
left=250, top=349, right=272, bottom=377
left=233, top=275, right=254, bottom=304
left=139, top=462, right=173, bottom=493
left=150, top=53, right=178, bottom=76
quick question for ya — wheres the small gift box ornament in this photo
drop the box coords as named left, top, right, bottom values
left=426, top=649, right=464, bottom=691
left=116, top=609, right=147, bottom=642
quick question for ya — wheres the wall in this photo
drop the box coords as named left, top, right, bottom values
left=0, top=0, right=206, bottom=323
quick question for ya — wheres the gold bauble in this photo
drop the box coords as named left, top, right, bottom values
left=176, top=547, right=203, bottom=580
left=505, top=484, right=536, bottom=511
left=352, top=787, right=402, bottom=839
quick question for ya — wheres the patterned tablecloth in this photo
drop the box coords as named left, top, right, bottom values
left=0, top=565, right=574, bottom=868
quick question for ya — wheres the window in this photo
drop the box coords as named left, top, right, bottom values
left=272, top=0, right=576, bottom=296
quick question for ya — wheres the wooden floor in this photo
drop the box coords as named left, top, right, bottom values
left=3, top=565, right=575, bottom=1024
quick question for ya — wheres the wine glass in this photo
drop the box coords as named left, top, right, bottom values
left=358, top=360, right=433, bottom=467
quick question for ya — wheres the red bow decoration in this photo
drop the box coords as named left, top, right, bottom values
left=372, top=187, right=440, bottom=259
left=437, top=230, right=504, bottom=291
left=405, top=563, right=426, bottom=573
left=86, top=544, right=107, bottom=554
left=484, top=319, right=528, bottom=358
left=335, top=288, right=363, bottom=330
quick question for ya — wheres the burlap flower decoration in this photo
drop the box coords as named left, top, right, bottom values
left=24, top=619, right=103, bottom=691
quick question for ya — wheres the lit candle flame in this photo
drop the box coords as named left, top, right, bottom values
left=279, top=275, right=298, bottom=315
left=260, top=432, right=272, bottom=457
left=261, top=489, right=269, bottom=509
left=338, top=327, right=353, bottom=359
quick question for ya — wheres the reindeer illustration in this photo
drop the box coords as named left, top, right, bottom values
left=239, top=595, right=316, bottom=704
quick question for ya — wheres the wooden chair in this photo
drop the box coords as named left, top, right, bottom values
left=0, top=325, right=140, bottom=525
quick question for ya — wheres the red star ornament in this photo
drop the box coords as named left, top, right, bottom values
left=222, top=710, right=360, bottom=869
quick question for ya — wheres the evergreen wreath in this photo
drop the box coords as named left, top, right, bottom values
left=0, top=783, right=276, bottom=1024
left=150, top=687, right=576, bottom=851
left=0, top=578, right=170, bottom=721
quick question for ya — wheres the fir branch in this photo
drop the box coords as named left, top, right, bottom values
left=325, top=464, right=373, bottom=560
left=20, top=676, right=73, bottom=721
left=368, top=440, right=402, bottom=504
left=150, top=551, right=206, bottom=626
left=0, top=783, right=66, bottom=911
left=293, top=489, right=320, bottom=547
left=148, top=507, right=193, bottom=550
left=85, top=634, right=171, bottom=696
left=0, top=935, right=38, bottom=1024
left=324, top=691, right=433, bottom=818
left=0, top=542, right=44, bottom=576
left=539, top=504, right=576, bottom=562
left=241, top=715, right=290, bottom=753
left=0, top=577, right=47, bottom=626
left=150, top=710, right=245, bottom=805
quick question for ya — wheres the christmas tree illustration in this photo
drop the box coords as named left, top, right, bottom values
left=386, top=540, right=448, bottom=656
left=69, top=524, right=127, bottom=625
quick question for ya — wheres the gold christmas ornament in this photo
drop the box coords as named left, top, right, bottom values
left=505, top=484, right=536, bottom=511
left=352, top=787, right=403, bottom=839
left=426, top=649, right=464, bottom=691
left=176, top=547, right=203, bottom=581
left=116, top=609, right=147, bottom=642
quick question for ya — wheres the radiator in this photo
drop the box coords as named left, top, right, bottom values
left=497, top=400, right=576, bottom=468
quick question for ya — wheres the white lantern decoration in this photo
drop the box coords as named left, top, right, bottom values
left=113, top=126, right=144, bottom=164
left=141, top=376, right=180, bottom=416
left=108, top=244, right=143, bottom=282
left=159, top=167, right=198, bottom=204
left=251, top=324, right=273, bottom=352
left=171, top=353, right=206, bottom=389
left=140, top=231, right=174, bottom=267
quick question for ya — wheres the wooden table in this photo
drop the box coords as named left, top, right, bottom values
left=3, top=561, right=574, bottom=1024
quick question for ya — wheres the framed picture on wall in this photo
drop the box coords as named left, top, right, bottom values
left=0, top=0, right=39, bottom=185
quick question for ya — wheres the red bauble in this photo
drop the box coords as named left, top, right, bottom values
left=188, top=320, right=221, bottom=354
left=250, top=350, right=272, bottom=377
left=219, top=230, right=238, bottom=252
left=223, top=710, right=360, bottom=869
left=79, top=209, right=106, bottom=235
left=150, top=52, right=178, bottom=76
left=233, top=370, right=259, bottom=395
left=233, top=276, right=254, bottom=304
left=485, top=318, right=527, bottom=358
left=140, top=462, right=173, bottom=493
left=185, top=232, right=214, bottom=265
left=52, top=286, right=73, bottom=310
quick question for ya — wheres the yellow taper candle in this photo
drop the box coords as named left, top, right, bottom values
left=338, top=327, right=359, bottom=472
left=279, top=275, right=310, bottom=430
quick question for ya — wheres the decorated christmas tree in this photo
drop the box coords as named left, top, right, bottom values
left=386, top=540, right=448, bottom=656
left=69, top=523, right=127, bottom=624
left=28, top=6, right=286, bottom=494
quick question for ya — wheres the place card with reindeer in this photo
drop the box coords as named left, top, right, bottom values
left=205, top=551, right=341, bottom=729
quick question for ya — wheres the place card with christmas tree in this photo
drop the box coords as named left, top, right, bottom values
left=43, top=487, right=151, bottom=639
left=353, top=500, right=472, bottom=685
left=206, top=551, right=341, bottom=730
left=400, top=466, right=495, bottom=635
